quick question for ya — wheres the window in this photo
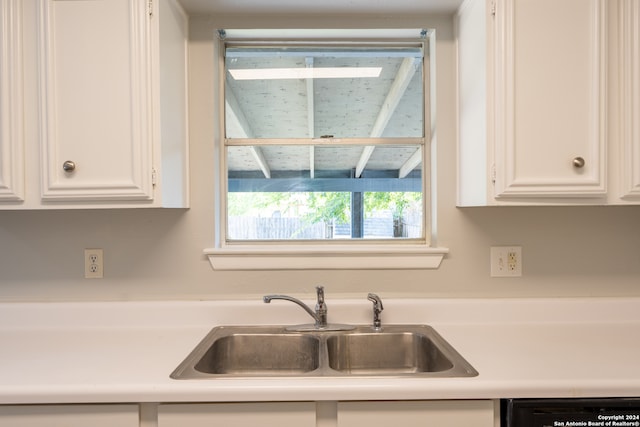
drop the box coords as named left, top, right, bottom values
left=205, top=29, right=448, bottom=270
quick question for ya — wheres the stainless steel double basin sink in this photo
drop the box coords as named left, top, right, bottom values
left=170, top=325, right=478, bottom=379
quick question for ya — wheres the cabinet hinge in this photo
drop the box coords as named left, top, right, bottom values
left=148, top=0, right=153, bottom=17
left=491, top=163, right=496, bottom=184
left=152, top=167, right=157, bottom=186
left=491, top=0, right=496, bottom=17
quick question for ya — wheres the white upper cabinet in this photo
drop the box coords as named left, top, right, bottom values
left=38, top=0, right=155, bottom=202
left=0, top=0, right=24, bottom=202
left=493, top=0, right=607, bottom=199
left=0, top=0, right=188, bottom=209
left=619, top=0, right=640, bottom=201
left=456, top=0, right=640, bottom=206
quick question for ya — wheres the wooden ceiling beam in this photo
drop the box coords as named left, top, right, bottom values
left=398, top=147, right=422, bottom=178
left=225, top=81, right=271, bottom=178
left=355, top=57, right=421, bottom=178
left=306, top=57, right=316, bottom=179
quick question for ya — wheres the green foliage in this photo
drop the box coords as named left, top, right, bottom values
left=364, top=192, right=422, bottom=219
left=228, top=191, right=421, bottom=224
left=227, top=192, right=300, bottom=216
left=304, top=192, right=350, bottom=224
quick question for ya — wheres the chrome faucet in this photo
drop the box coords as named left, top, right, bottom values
left=367, top=293, right=384, bottom=330
left=263, top=286, right=328, bottom=329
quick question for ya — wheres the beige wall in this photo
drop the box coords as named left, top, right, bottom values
left=0, top=13, right=639, bottom=301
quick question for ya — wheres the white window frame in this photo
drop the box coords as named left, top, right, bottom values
left=204, top=29, right=448, bottom=270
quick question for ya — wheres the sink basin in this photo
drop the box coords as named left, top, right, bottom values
left=195, top=333, right=320, bottom=375
left=326, top=332, right=454, bottom=374
left=171, top=326, right=321, bottom=378
left=171, top=325, right=477, bottom=379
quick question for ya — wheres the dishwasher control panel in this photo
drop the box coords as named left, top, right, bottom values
left=502, top=398, right=640, bottom=427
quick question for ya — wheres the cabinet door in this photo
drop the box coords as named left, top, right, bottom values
left=620, top=0, right=640, bottom=200
left=493, top=0, right=607, bottom=198
left=37, top=0, right=154, bottom=202
left=337, top=400, right=494, bottom=427
left=0, top=0, right=24, bottom=202
left=0, top=404, right=139, bottom=427
left=158, top=402, right=317, bottom=427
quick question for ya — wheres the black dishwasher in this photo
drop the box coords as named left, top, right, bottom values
left=502, top=399, right=640, bottom=427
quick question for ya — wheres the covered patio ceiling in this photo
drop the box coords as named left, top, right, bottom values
left=224, top=44, right=426, bottom=191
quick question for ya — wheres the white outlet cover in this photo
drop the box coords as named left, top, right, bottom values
left=490, top=246, right=522, bottom=277
left=84, top=248, right=104, bottom=279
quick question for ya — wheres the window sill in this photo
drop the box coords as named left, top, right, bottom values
left=204, top=245, right=448, bottom=270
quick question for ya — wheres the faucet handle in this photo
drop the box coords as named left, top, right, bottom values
left=367, top=293, right=384, bottom=330
left=316, top=286, right=325, bottom=304
left=313, top=286, right=327, bottom=328
left=367, top=293, right=383, bottom=311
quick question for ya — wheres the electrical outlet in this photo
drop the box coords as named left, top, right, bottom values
left=490, top=246, right=522, bottom=277
left=84, top=248, right=104, bottom=279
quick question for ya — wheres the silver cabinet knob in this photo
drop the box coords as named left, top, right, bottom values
left=62, top=160, right=76, bottom=172
left=573, top=157, right=585, bottom=168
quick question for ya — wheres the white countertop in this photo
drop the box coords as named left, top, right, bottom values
left=1, top=297, right=640, bottom=404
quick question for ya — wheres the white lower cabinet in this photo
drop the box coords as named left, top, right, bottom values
left=0, top=404, right=139, bottom=427
left=158, top=402, right=317, bottom=427
left=0, top=400, right=496, bottom=426
left=337, top=400, right=495, bottom=427
left=158, top=400, right=494, bottom=427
